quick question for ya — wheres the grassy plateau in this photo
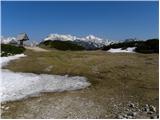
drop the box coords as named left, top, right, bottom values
left=2, top=48, right=159, bottom=118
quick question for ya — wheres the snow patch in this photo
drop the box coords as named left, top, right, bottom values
left=1, top=54, right=26, bottom=67
left=1, top=70, right=90, bottom=102
left=107, top=47, right=136, bottom=53
left=1, top=54, right=90, bottom=102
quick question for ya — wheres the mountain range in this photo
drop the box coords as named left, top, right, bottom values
left=43, top=34, right=114, bottom=49
left=1, top=36, right=17, bottom=44
left=1, top=34, right=116, bottom=49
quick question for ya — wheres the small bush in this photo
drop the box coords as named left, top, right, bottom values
left=1, top=44, right=25, bottom=57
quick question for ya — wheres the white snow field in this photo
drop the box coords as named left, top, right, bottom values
left=1, top=54, right=90, bottom=102
left=107, top=47, right=136, bottom=53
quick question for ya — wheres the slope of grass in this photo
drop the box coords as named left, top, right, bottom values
left=3, top=49, right=159, bottom=118
left=4, top=49, right=159, bottom=101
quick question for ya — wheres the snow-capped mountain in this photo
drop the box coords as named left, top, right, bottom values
left=44, top=34, right=111, bottom=49
left=44, top=34, right=77, bottom=41
left=1, top=36, right=17, bottom=44
left=85, top=35, right=103, bottom=41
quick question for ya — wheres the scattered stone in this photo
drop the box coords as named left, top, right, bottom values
left=4, top=106, right=9, bottom=110
left=1, top=106, right=5, bottom=109
left=116, top=115, right=124, bottom=119
left=149, top=105, right=156, bottom=112
left=157, top=115, right=159, bottom=118
left=143, top=107, right=150, bottom=112
left=137, top=109, right=141, bottom=112
left=112, top=102, right=157, bottom=119
left=145, top=104, right=149, bottom=108
left=127, top=116, right=133, bottom=119
left=113, top=104, right=117, bottom=107
left=128, top=103, right=135, bottom=108
left=132, top=112, right=137, bottom=116
left=127, top=112, right=137, bottom=117
left=104, top=115, right=108, bottom=118
left=123, top=114, right=128, bottom=118
left=44, top=65, right=53, bottom=72
left=147, top=111, right=153, bottom=115
left=127, top=112, right=133, bottom=116
left=150, top=115, right=157, bottom=119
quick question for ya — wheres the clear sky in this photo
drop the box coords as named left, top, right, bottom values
left=1, top=1, right=159, bottom=41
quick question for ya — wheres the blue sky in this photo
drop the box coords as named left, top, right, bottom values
left=1, top=1, right=158, bottom=41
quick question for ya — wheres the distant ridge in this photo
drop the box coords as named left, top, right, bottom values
left=43, top=34, right=112, bottom=49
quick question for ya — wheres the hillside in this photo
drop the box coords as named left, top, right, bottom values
left=39, top=40, right=85, bottom=51
left=102, top=39, right=159, bottom=53
left=43, top=34, right=111, bottom=49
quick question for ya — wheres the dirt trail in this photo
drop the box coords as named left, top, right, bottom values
left=25, top=47, right=49, bottom=52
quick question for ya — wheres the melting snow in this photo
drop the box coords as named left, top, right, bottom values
left=0, top=54, right=26, bottom=67
left=107, top=47, right=136, bottom=53
left=1, top=54, right=90, bottom=102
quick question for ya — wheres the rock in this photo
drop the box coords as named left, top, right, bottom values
left=116, top=115, right=124, bottom=119
left=137, top=109, right=141, bottom=112
left=147, top=111, right=153, bottom=114
left=127, top=116, right=133, bottom=119
left=149, top=105, right=156, bottom=112
left=132, top=112, right=137, bottom=116
left=123, top=114, right=128, bottom=118
left=150, top=115, right=157, bottom=119
left=128, top=103, right=135, bottom=108
left=143, top=107, right=150, bottom=112
left=4, top=106, right=9, bottom=110
left=127, top=112, right=137, bottom=117
left=127, top=112, right=133, bottom=116
left=1, top=106, right=5, bottom=109
left=104, top=115, right=108, bottom=118
left=113, top=104, right=117, bottom=107
left=157, top=115, right=159, bottom=118
left=145, top=104, right=149, bottom=108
